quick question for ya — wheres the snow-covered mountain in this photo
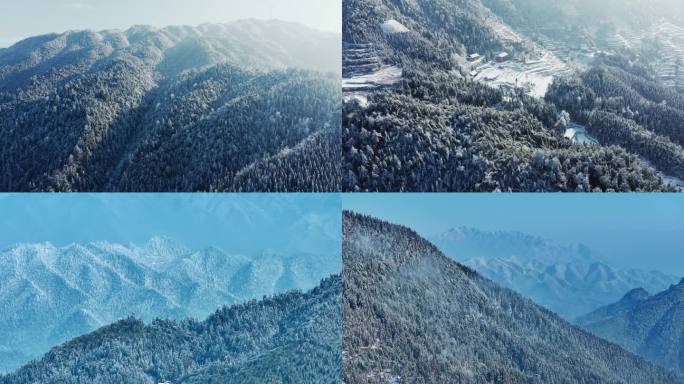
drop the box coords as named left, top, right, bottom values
left=432, top=227, right=596, bottom=265
left=0, top=19, right=340, bottom=83
left=431, top=227, right=679, bottom=319
left=0, top=238, right=339, bottom=373
left=0, top=276, right=341, bottom=383
left=343, top=212, right=683, bottom=384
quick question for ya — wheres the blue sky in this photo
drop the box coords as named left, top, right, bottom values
left=343, top=194, right=684, bottom=276
left=0, top=0, right=341, bottom=47
left=0, top=194, right=341, bottom=259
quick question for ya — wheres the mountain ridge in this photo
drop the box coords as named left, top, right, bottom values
left=342, top=211, right=683, bottom=383
left=0, top=275, right=341, bottom=384
left=579, top=278, right=684, bottom=374
left=431, top=226, right=679, bottom=319
left=0, top=237, right=339, bottom=373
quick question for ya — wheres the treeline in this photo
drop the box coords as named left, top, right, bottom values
left=0, top=276, right=341, bottom=384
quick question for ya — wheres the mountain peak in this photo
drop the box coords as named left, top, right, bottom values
left=581, top=275, right=684, bottom=374
left=343, top=211, right=446, bottom=268
left=621, top=288, right=651, bottom=302
left=671, top=278, right=684, bottom=291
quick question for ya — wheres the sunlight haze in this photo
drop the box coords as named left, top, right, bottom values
left=0, top=0, right=341, bottom=47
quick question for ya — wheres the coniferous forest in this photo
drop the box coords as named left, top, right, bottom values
left=2, top=0, right=684, bottom=383
left=342, top=211, right=684, bottom=383
left=0, top=276, right=341, bottom=384
left=0, top=21, right=341, bottom=192
left=342, top=0, right=684, bottom=192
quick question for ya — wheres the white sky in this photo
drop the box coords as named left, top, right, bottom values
left=0, top=0, right=341, bottom=47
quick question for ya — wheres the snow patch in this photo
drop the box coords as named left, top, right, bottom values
left=381, top=20, right=409, bottom=34
left=473, top=51, right=571, bottom=98
left=564, top=123, right=598, bottom=145
left=342, top=65, right=403, bottom=92
left=343, top=94, right=369, bottom=108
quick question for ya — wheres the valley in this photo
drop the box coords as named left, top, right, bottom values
left=342, top=0, right=684, bottom=192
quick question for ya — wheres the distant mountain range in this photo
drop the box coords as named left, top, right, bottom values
left=431, top=227, right=679, bottom=319
left=579, top=279, right=684, bottom=375
left=0, top=20, right=341, bottom=192
left=0, top=237, right=339, bottom=373
left=0, top=193, right=342, bottom=258
left=0, top=276, right=341, bottom=384
left=343, top=212, right=683, bottom=383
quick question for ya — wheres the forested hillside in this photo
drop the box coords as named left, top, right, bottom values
left=342, top=211, right=684, bottom=383
left=546, top=61, right=684, bottom=183
left=0, top=20, right=341, bottom=192
left=578, top=280, right=684, bottom=375
left=0, top=276, right=341, bottom=384
left=342, top=0, right=683, bottom=192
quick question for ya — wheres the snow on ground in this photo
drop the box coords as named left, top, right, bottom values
left=473, top=51, right=571, bottom=98
left=342, top=65, right=403, bottom=92
left=381, top=20, right=409, bottom=34
left=563, top=122, right=682, bottom=190
left=640, top=158, right=684, bottom=191
left=470, top=16, right=574, bottom=98
left=343, top=93, right=369, bottom=108
left=564, top=123, right=598, bottom=145
left=484, top=15, right=523, bottom=44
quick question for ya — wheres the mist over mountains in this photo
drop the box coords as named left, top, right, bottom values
left=342, top=211, right=683, bottom=383
left=0, top=237, right=340, bottom=373
left=482, top=0, right=684, bottom=32
left=0, top=20, right=341, bottom=192
left=431, top=227, right=679, bottom=319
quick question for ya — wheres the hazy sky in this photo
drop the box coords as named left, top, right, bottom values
left=343, top=194, right=684, bottom=276
left=0, top=193, right=341, bottom=259
left=0, top=0, right=341, bottom=47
